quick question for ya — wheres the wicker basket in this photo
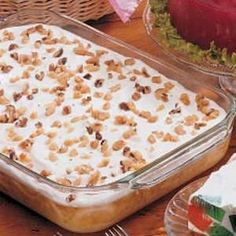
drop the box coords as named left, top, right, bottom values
left=0, top=0, right=114, bottom=21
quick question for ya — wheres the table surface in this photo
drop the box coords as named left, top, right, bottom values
left=0, top=1, right=235, bottom=236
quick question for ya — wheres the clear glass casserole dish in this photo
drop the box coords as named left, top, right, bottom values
left=0, top=9, right=235, bottom=233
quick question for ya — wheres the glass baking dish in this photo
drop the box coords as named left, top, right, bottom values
left=0, top=9, right=235, bottom=233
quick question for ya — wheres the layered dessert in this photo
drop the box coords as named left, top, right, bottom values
left=188, top=159, right=236, bottom=236
left=0, top=24, right=225, bottom=188
left=0, top=23, right=231, bottom=233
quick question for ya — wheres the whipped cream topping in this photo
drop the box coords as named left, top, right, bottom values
left=0, top=24, right=226, bottom=192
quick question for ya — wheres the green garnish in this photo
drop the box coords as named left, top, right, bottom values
left=149, top=0, right=236, bottom=74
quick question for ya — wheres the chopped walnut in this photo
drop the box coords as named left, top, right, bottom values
left=120, top=159, right=132, bottom=173
left=184, top=115, right=199, bottom=126
left=97, top=158, right=110, bottom=168
left=112, top=140, right=126, bottom=151
left=123, top=128, right=137, bottom=139
left=91, top=110, right=110, bottom=121
left=40, top=169, right=51, bottom=177
left=147, top=134, right=156, bottom=144
left=90, top=140, right=99, bottom=149
left=94, top=79, right=104, bottom=88
left=57, top=178, right=71, bottom=186
left=19, top=139, right=33, bottom=151
left=95, top=131, right=102, bottom=140
left=8, top=43, right=19, bottom=51
left=0, top=64, right=13, bottom=73
left=155, top=88, right=169, bottom=102
left=45, top=102, right=56, bottom=116
left=132, top=92, right=141, bottom=101
left=119, top=102, right=130, bottom=111
left=194, top=122, right=207, bottom=130
left=15, top=117, right=28, bottom=128
left=13, top=92, right=23, bottom=102
left=87, top=171, right=101, bottom=187
left=53, top=48, right=63, bottom=58
left=110, top=84, right=121, bottom=93
left=69, top=149, right=78, bottom=157
left=66, top=194, right=76, bottom=203
left=162, top=133, right=178, bottom=142
left=180, top=93, right=190, bottom=106
left=174, top=125, right=186, bottom=135
left=75, top=164, right=93, bottom=175
left=124, top=58, right=135, bottom=66
left=35, top=71, right=45, bottom=81
left=62, top=105, right=72, bottom=115
left=152, top=76, right=162, bottom=84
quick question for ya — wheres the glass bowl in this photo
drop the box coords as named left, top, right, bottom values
left=143, top=1, right=236, bottom=97
left=164, top=177, right=208, bottom=236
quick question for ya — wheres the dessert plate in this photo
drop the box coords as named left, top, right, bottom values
left=143, top=1, right=236, bottom=77
left=164, top=177, right=208, bottom=236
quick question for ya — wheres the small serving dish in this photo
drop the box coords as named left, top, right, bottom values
left=165, top=177, right=208, bottom=235
left=0, top=9, right=235, bottom=233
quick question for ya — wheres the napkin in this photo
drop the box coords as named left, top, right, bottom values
left=109, top=0, right=142, bottom=23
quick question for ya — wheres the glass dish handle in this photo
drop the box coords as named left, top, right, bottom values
left=129, top=126, right=229, bottom=189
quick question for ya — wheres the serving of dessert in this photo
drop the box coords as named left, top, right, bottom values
left=0, top=9, right=235, bottom=233
left=188, top=158, right=236, bottom=236
left=145, top=0, right=236, bottom=76
left=165, top=155, right=236, bottom=236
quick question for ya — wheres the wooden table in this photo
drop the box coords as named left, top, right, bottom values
left=0, top=1, right=235, bottom=235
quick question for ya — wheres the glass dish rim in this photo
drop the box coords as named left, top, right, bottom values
left=0, top=8, right=235, bottom=192
left=164, top=176, right=209, bottom=235
left=143, top=0, right=236, bottom=78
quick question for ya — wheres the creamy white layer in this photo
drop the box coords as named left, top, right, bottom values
left=0, top=24, right=226, bottom=204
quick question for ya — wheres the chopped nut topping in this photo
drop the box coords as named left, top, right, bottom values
left=163, top=133, right=178, bottom=142
left=91, top=110, right=110, bottom=121
left=152, top=76, right=162, bottom=84
left=132, top=92, right=141, bottom=101
left=45, top=102, right=56, bottom=116
left=19, top=139, right=33, bottom=151
left=8, top=43, right=19, bottom=51
left=0, top=64, right=13, bottom=73
left=83, top=73, right=92, bottom=80
left=155, top=88, right=169, bottom=102
left=15, top=117, right=28, bottom=128
left=180, top=93, right=190, bottom=106
left=123, top=128, right=137, bottom=139
left=124, top=58, right=135, bottom=66
left=94, top=79, right=104, bottom=88
left=174, top=125, right=186, bottom=135
left=110, top=84, right=121, bottom=93
left=90, top=140, right=99, bottom=149
left=58, top=57, right=67, bottom=65
left=40, top=169, right=51, bottom=177
left=95, top=131, right=102, bottom=141
left=62, top=105, right=72, bottom=115
left=86, top=126, right=93, bottom=135
left=53, top=48, right=63, bottom=57
left=147, top=134, right=156, bottom=144
left=75, top=164, right=93, bottom=175
left=184, top=115, right=199, bottom=126
left=66, top=194, right=76, bottom=203
left=194, top=122, right=207, bottom=130
left=13, top=92, right=23, bottom=102
left=69, top=148, right=78, bottom=157
left=35, top=71, right=45, bottom=81
left=112, top=140, right=126, bottom=151
left=119, top=102, right=130, bottom=111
